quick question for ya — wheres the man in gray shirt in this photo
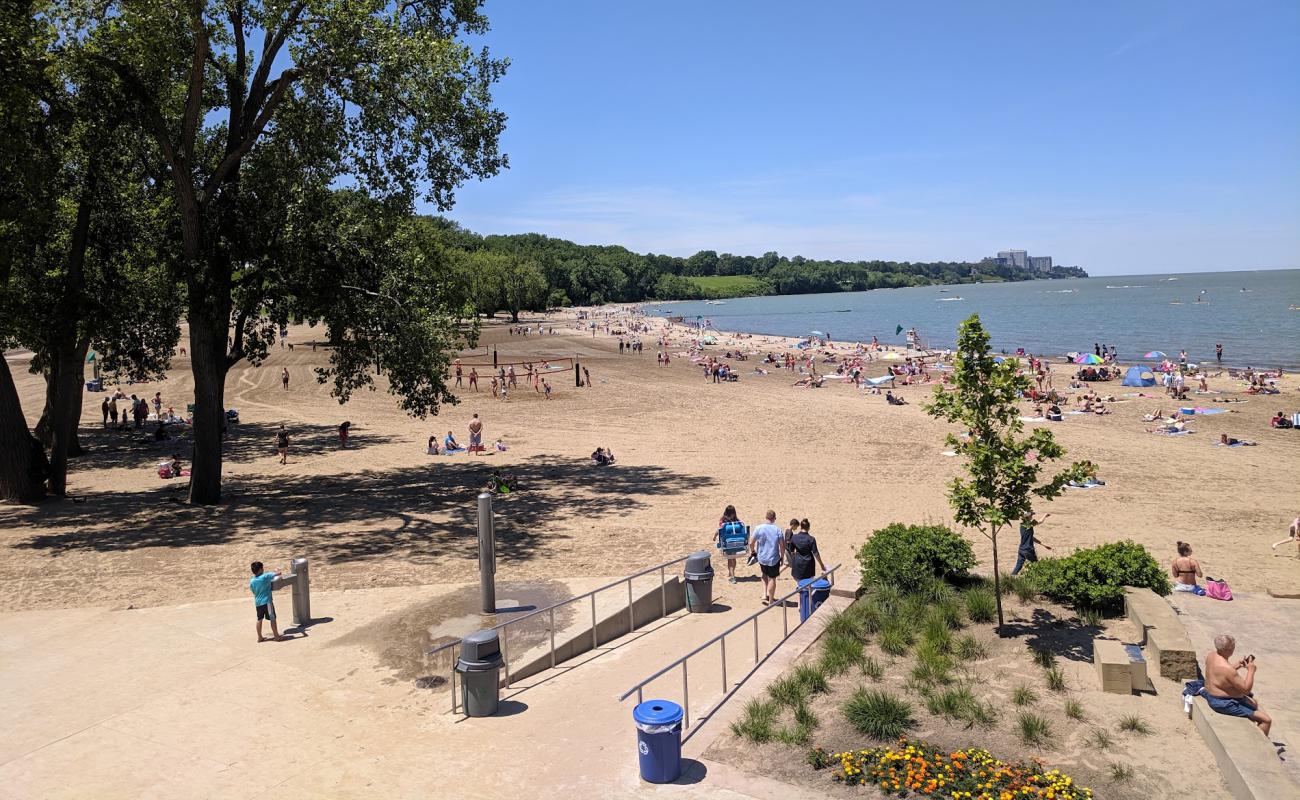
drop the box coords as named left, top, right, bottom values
left=749, top=510, right=784, bottom=605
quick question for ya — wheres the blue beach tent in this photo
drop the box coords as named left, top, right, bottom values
left=1122, top=366, right=1156, bottom=387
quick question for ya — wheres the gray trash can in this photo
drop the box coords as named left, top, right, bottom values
left=683, top=550, right=714, bottom=612
left=456, top=629, right=504, bottom=716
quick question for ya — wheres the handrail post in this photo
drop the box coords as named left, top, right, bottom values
left=502, top=627, right=511, bottom=687
left=627, top=578, right=634, bottom=635
left=782, top=601, right=788, bottom=638
left=752, top=616, right=760, bottom=664
left=549, top=607, right=556, bottom=668
left=591, top=593, right=598, bottom=651
left=682, top=660, right=690, bottom=729
left=720, top=636, right=727, bottom=693
left=660, top=566, right=666, bottom=617
left=450, top=642, right=459, bottom=714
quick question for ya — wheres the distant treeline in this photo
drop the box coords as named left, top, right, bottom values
left=424, top=217, right=1088, bottom=311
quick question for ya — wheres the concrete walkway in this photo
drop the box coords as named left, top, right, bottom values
left=0, top=576, right=838, bottom=799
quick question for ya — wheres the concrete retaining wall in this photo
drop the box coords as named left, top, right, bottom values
left=507, top=577, right=688, bottom=684
left=1191, top=696, right=1299, bottom=800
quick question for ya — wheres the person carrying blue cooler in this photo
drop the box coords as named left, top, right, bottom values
left=715, top=505, right=749, bottom=584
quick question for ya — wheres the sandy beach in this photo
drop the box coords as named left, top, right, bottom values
left=2, top=308, right=1298, bottom=612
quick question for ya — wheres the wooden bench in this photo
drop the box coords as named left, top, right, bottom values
left=1191, top=695, right=1299, bottom=800
left=1124, top=587, right=1198, bottom=679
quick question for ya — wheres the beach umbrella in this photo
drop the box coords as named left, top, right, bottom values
left=1074, top=353, right=1103, bottom=365
left=809, top=330, right=827, bottom=338
left=1144, top=351, right=1166, bottom=359
left=701, top=335, right=716, bottom=344
left=882, top=352, right=902, bottom=360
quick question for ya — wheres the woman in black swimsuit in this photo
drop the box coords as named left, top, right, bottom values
left=1171, top=541, right=1203, bottom=593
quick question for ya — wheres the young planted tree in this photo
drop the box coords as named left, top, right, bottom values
left=924, top=314, right=1090, bottom=629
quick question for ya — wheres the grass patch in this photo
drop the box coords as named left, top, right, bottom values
left=768, top=675, right=806, bottom=708
left=855, top=602, right=886, bottom=634
left=922, top=610, right=954, bottom=653
left=1118, top=714, right=1152, bottom=735
left=918, top=578, right=957, bottom=605
left=1012, top=685, right=1037, bottom=706
left=954, top=634, right=987, bottom=662
left=1030, top=646, right=1057, bottom=668
left=843, top=688, right=916, bottom=740
left=925, top=686, right=976, bottom=721
left=1109, top=763, right=1134, bottom=783
left=860, top=655, right=885, bottom=681
left=934, top=595, right=964, bottom=629
left=820, top=632, right=866, bottom=676
left=1077, top=606, right=1103, bottom=628
left=793, top=700, right=819, bottom=730
left=824, top=610, right=867, bottom=643
left=1014, top=579, right=1038, bottom=604
left=1087, top=728, right=1113, bottom=750
left=869, top=584, right=904, bottom=614
left=775, top=722, right=811, bottom=746
left=1044, top=666, right=1066, bottom=692
left=963, top=586, right=997, bottom=623
left=1064, top=698, right=1085, bottom=720
left=791, top=663, right=829, bottom=696
left=730, top=698, right=779, bottom=743
left=1016, top=711, right=1053, bottom=746
left=879, top=623, right=912, bottom=656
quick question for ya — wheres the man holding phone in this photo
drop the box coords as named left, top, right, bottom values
left=1202, top=634, right=1271, bottom=735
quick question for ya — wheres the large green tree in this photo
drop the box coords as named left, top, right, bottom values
left=924, top=314, right=1090, bottom=630
left=56, top=0, right=507, bottom=503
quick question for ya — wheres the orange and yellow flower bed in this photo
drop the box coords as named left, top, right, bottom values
left=824, top=738, right=1092, bottom=799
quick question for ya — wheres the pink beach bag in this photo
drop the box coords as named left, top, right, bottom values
left=1205, top=579, right=1233, bottom=601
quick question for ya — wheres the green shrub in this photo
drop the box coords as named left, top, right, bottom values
left=869, top=583, right=904, bottom=614
left=918, top=577, right=957, bottom=605
left=793, top=700, right=819, bottom=730
left=1030, top=646, right=1057, bottom=668
left=922, top=610, right=954, bottom=653
left=844, top=688, right=916, bottom=740
left=856, top=522, right=977, bottom=592
left=925, top=686, right=977, bottom=721
left=855, top=602, right=886, bottom=634
left=911, top=644, right=954, bottom=686
left=1077, top=607, right=1104, bottom=628
left=934, top=595, right=965, bottom=629
left=963, top=587, right=997, bottom=623
left=1023, top=540, right=1171, bottom=614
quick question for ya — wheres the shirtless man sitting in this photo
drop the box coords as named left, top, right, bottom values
left=1203, top=634, right=1272, bottom=736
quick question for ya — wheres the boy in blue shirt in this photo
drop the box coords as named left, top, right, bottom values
left=250, top=561, right=285, bottom=642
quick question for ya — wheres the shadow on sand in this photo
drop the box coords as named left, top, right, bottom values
left=10, top=455, right=715, bottom=568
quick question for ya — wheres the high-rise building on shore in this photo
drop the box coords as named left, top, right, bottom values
left=983, top=249, right=1053, bottom=274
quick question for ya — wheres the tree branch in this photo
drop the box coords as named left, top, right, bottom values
left=244, top=1, right=305, bottom=134
left=180, top=5, right=210, bottom=163
left=202, top=68, right=298, bottom=199
left=227, top=2, right=246, bottom=151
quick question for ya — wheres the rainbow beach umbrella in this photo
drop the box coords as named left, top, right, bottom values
left=1074, top=353, right=1103, bottom=364
left=1144, top=350, right=1167, bottom=359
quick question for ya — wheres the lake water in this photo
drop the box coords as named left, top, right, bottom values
left=649, top=269, right=1300, bottom=369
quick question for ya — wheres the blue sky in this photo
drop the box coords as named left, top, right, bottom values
left=440, top=1, right=1300, bottom=275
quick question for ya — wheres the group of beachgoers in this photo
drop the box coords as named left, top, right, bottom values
left=452, top=359, right=554, bottom=400
left=714, top=506, right=828, bottom=606
left=426, top=413, right=508, bottom=456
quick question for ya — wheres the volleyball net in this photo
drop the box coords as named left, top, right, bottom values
left=453, top=356, right=574, bottom=372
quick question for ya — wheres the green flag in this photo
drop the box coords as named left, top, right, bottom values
left=895, top=324, right=903, bottom=336
left=86, top=351, right=96, bottom=362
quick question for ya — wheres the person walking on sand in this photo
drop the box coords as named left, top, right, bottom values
left=750, top=510, right=785, bottom=605
left=276, top=424, right=289, bottom=464
left=468, top=413, right=483, bottom=454
left=787, top=518, right=827, bottom=581
left=1216, top=343, right=1223, bottom=363
left=583, top=366, right=591, bottom=387
left=454, top=360, right=463, bottom=388
left=1012, top=513, right=1052, bottom=575
left=249, top=561, right=285, bottom=642
left=281, top=367, right=290, bottom=391
left=543, top=378, right=552, bottom=400
left=715, top=505, right=749, bottom=584
left=469, top=367, right=479, bottom=392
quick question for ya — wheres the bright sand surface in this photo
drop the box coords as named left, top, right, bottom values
left=2, top=307, right=1298, bottom=611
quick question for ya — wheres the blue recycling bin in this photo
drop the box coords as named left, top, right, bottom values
left=633, top=699, right=683, bottom=783
left=798, top=578, right=833, bottom=622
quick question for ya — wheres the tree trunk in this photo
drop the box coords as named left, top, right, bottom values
left=187, top=299, right=230, bottom=505
left=0, top=356, right=43, bottom=503
left=33, top=372, right=55, bottom=447
left=991, top=526, right=1005, bottom=632
left=46, top=339, right=89, bottom=495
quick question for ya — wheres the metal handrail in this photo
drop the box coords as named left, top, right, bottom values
left=427, top=552, right=694, bottom=714
left=617, top=563, right=840, bottom=729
